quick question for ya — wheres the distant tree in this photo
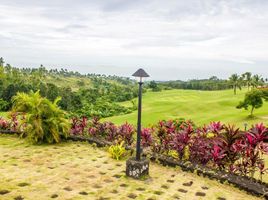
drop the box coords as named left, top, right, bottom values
left=148, top=81, right=162, bottom=92
left=252, top=74, right=264, bottom=88
left=229, top=74, right=242, bottom=95
left=0, top=57, right=4, bottom=67
left=77, top=80, right=85, bottom=86
left=209, top=76, right=219, bottom=81
left=46, top=83, right=60, bottom=101
left=242, top=72, right=252, bottom=90
left=236, top=89, right=267, bottom=116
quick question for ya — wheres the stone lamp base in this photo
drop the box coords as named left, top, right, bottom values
left=126, top=157, right=149, bottom=179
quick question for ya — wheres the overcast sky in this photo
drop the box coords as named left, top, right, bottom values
left=0, top=0, right=268, bottom=80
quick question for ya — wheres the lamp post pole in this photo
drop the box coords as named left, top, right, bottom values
left=244, top=123, right=248, bottom=131
left=126, top=68, right=150, bottom=179
left=136, top=79, right=143, bottom=161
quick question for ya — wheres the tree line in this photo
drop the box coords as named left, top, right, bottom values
left=229, top=72, right=267, bottom=95
left=147, top=73, right=267, bottom=93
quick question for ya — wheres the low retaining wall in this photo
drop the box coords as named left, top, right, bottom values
left=149, top=153, right=268, bottom=199
left=0, top=130, right=20, bottom=134
left=1, top=131, right=267, bottom=199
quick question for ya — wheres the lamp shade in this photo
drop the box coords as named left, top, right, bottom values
left=132, top=68, right=150, bottom=78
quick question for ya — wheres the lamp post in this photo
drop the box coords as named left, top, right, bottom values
left=132, top=68, right=149, bottom=160
left=126, top=68, right=150, bottom=179
left=244, top=123, right=248, bottom=131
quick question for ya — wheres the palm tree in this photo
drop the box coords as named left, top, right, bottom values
left=242, top=72, right=252, bottom=90
left=0, top=57, right=4, bottom=67
left=252, top=74, right=264, bottom=88
left=12, top=91, right=70, bottom=144
left=229, top=74, right=242, bottom=95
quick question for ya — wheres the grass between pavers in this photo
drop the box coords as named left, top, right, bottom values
left=105, top=89, right=268, bottom=128
left=0, top=135, right=264, bottom=200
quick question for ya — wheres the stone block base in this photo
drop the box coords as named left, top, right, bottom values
left=126, top=157, right=149, bottom=179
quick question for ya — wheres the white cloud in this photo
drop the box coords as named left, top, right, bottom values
left=0, top=0, right=267, bottom=80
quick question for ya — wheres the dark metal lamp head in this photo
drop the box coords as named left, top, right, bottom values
left=132, top=68, right=149, bottom=82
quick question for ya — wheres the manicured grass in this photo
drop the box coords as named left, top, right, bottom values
left=0, top=135, right=263, bottom=200
left=106, top=89, right=268, bottom=128
left=0, top=112, right=8, bottom=118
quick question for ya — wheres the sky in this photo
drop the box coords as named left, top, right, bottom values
left=0, top=0, right=268, bottom=81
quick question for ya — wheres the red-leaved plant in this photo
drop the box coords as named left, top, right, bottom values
left=0, top=117, right=9, bottom=130
left=232, top=123, right=268, bottom=179
left=171, top=125, right=193, bottom=159
left=118, top=122, right=135, bottom=146
left=71, top=116, right=87, bottom=135
left=141, top=128, right=153, bottom=148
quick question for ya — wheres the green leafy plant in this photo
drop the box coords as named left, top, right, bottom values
left=108, top=141, right=126, bottom=160
left=12, top=91, right=70, bottom=144
left=237, top=89, right=266, bottom=116
left=0, top=98, right=9, bottom=111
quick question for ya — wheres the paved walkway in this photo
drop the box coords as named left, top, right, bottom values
left=0, top=135, right=263, bottom=200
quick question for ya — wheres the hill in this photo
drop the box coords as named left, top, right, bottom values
left=0, top=63, right=138, bottom=118
left=105, top=89, right=268, bottom=127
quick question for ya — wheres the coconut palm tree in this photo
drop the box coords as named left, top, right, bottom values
left=229, top=74, right=242, bottom=95
left=12, top=91, right=70, bottom=144
left=252, top=74, right=264, bottom=88
left=242, top=72, right=252, bottom=90
left=0, top=57, right=4, bottom=67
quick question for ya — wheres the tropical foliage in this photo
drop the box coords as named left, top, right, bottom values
left=69, top=117, right=268, bottom=180
left=0, top=57, right=139, bottom=118
left=229, top=74, right=243, bottom=95
left=1, top=112, right=268, bottom=180
left=237, top=89, right=268, bottom=116
left=108, top=141, right=127, bottom=160
left=12, top=91, right=70, bottom=144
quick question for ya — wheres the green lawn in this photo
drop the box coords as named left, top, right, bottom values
left=106, top=89, right=268, bottom=128
left=0, top=112, right=8, bottom=118
left=0, top=134, right=263, bottom=200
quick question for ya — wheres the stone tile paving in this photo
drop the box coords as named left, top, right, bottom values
left=0, top=135, right=263, bottom=200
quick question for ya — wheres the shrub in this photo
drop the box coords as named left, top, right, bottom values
left=171, top=125, right=193, bottom=159
left=118, top=122, right=135, bottom=146
left=71, top=117, right=268, bottom=180
left=189, top=132, right=214, bottom=165
left=141, top=128, right=153, bottom=148
left=231, top=123, right=268, bottom=179
left=9, top=112, right=20, bottom=132
left=88, top=118, right=119, bottom=142
left=0, top=98, right=9, bottom=111
left=108, top=141, right=126, bottom=160
left=70, top=116, right=87, bottom=135
left=88, top=117, right=101, bottom=137
left=0, top=117, right=9, bottom=130
left=12, top=91, right=70, bottom=144
left=216, top=125, right=243, bottom=169
left=153, top=119, right=195, bottom=154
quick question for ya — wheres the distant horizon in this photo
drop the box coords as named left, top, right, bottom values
left=1, top=0, right=268, bottom=80
left=2, top=59, right=267, bottom=82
